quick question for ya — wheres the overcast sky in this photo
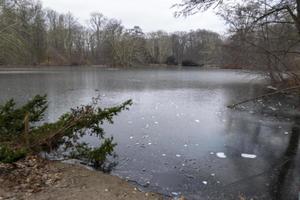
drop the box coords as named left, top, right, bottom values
left=40, top=0, right=227, bottom=34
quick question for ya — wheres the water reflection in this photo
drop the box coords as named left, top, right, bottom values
left=270, top=116, right=300, bottom=200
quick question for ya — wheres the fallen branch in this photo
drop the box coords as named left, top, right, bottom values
left=227, top=85, right=300, bottom=109
left=31, top=111, right=90, bottom=149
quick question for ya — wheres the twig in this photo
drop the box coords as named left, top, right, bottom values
left=30, top=109, right=91, bottom=149
left=24, top=112, right=30, bottom=148
left=227, top=85, right=300, bottom=109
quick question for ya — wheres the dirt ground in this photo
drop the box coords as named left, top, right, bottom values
left=0, top=157, right=165, bottom=200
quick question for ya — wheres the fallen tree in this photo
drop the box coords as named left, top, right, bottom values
left=0, top=95, right=132, bottom=170
left=227, top=85, right=300, bottom=109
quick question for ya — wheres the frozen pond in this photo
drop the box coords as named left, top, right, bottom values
left=0, top=66, right=299, bottom=199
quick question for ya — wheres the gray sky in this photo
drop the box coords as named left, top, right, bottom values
left=40, top=0, right=227, bottom=34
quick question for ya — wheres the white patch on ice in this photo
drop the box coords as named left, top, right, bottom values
left=222, top=119, right=226, bottom=122
left=267, top=86, right=277, bottom=90
left=216, top=152, right=227, bottom=158
left=129, top=136, right=134, bottom=140
left=148, top=143, right=152, bottom=145
left=241, top=153, right=257, bottom=159
left=195, top=144, right=199, bottom=146
left=176, top=154, right=181, bottom=158
left=128, top=121, right=133, bottom=124
left=284, top=131, right=289, bottom=135
left=195, top=120, right=200, bottom=123
left=154, top=121, right=159, bottom=125
left=184, top=144, right=188, bottom=147
left=171, top=192, right=179, bottom=196
left=211, top=173, right=215, bottom=176
left=145, top=124, right=150, bottom=129
left=269, top=106, right=277, bottom=111
left=162, top=154, right=166, bottom=157
left=202, top=181, right=208, bottom=185
left=249, top=111, right=254, bottom=114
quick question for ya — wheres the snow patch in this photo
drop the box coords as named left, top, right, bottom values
left=241, top=153, right=257, bottom=159
left=216, top=152, right=227, bottom=158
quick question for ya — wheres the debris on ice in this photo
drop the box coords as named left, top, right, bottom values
left=171, top=192, right=179, bottom=196
left=269, top=106, right=277, bottom=111
left=241, top=153, right=257, bottom=159
left=267, top=86, right=278, bottom=90
left=216, top=152, right=227, bottom=158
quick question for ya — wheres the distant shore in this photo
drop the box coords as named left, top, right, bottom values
left=0, top=64, right=221, bottom=69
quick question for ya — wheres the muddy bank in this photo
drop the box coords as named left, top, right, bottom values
left=0, top=157, right=164, bottom=200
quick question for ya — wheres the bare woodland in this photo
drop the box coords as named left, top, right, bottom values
left=175, top=0, right=300, bottom=84
left=0, top=0, right=222, bottom=67
left=1, top=0, right=300, bottom=84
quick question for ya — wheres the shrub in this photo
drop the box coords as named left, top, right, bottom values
left=0, top=95, right=132, bottom=170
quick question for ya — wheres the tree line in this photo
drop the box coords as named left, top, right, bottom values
left=2, top=0, right=299, bottom=83
left=0, top=0, right=223, bottom=67
left=175, top=0, right=300, bottom=83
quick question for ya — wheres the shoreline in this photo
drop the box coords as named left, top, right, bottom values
left=0, top=64, right=216, bottom=69
left=0, top=157, right=165, bottom=200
